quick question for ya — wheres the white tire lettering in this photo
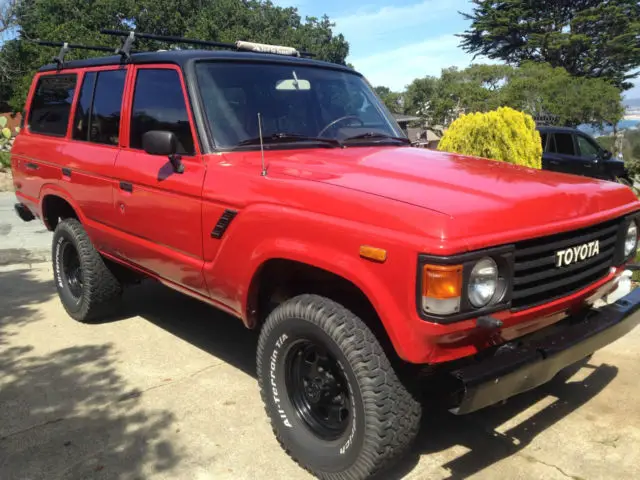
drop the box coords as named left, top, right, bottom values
left=270, top=333, right=291, bottom=428
left=54, top=237, right=64, bottom=289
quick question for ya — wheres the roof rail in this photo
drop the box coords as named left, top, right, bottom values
left=35, top=40, right=140, bottom=69
left=100, top=29, right=315, bottom=58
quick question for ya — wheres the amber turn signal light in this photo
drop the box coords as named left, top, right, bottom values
left=360, top=245, right=387, bottom=262
left=422, top=264, right=462, bottom=298
left=421, top=264, right=463, bottom=315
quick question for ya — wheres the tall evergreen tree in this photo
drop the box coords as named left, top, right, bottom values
left=459, top=0, right=640, bottom=90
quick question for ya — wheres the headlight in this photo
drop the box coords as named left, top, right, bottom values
left=624, top=220, right=638, bottom=257
left=468, top=257, right=498, bottom=307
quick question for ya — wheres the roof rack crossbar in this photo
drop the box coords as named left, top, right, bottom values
left=37, top=40, right=121, bottom=54
left=114, top=31, right=136, bottom=61
left=102, top=29, right=236, bottom=50
left=37, top=40, right=129, bottom=69
left=100, top=29, right=315, bottom=58
left=35, top=40, right=143, bottom=69
left=52, top=42, right=69, bottom=69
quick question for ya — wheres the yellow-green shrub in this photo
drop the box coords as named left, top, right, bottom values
left=437, top=107, right=542, bottom=169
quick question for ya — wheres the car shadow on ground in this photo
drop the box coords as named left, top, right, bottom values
left=0, top=270, right=182, bottom=479
left=120, top=280, right=618, bottom=479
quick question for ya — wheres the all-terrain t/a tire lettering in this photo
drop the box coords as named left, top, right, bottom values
left=257, top=294, right=422, bottom=480
left=52, top=219, right=122, bottom=322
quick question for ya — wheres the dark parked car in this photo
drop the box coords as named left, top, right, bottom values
left=538, top=126, right=632, bottom=184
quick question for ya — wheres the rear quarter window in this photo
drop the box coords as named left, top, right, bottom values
left=28, top=74, right=77, bottom=136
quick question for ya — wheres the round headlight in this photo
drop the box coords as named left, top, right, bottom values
left=624, top=220, right=638, bottom=257
left=468, top=257, right=498, bottom=308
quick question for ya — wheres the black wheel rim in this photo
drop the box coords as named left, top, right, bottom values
left=285, top=340, right=351, bottom=440
left=61, top=241, right=83, bottom=299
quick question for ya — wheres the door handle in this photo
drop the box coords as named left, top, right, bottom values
left=25, top=162, right=39, bottom=170
left=119, top=181, right=133, bottom=193
left=549, top=160, right=560, bottom=166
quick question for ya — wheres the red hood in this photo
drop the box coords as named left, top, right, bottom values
left=267, top=146, right=639, bottom=245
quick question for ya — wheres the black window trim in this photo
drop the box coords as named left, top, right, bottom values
left=127, top=65, right=198, bottom=157
left=27, top=72, right=78, bottom=138
left=70, top=67, right=127, bottom=148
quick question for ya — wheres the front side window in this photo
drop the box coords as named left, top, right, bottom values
left=72, top=69, right=126, bottom=145
left=130, top=69, right=195, bottom=155
left=29, top=74, right=77, bottom=136
left=576, top=135, right=600, bottom=158
left=195, top=62, right=404, bottom=149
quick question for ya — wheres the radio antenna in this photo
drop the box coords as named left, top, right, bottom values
left=258, top=113, right=267, bottom=177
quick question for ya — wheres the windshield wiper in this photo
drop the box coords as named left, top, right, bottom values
left=342, top=132, right=410, bottom=144
left=237, top=132, right=341, bottom=148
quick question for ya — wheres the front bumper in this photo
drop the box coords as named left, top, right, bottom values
left=450, top=287, right=640, bottom=415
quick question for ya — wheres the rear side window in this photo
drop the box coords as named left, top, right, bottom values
left=540, top=133, right=547, bottom=151
left=550, top=133, right=575, bottom=156
left=130, top=69, right=195, bottom=155
left=28, top=74, right=77, bottom=136
left=73, top=69, right=126, bottom=145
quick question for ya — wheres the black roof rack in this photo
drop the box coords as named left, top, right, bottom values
left=35, top=40, right=133, bottom=69
left=100, top=29, right=315, bottom=58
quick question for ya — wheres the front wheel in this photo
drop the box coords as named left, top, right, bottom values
left=257, top=294, right=421, bottom=480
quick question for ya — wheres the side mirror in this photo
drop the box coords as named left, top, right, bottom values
left=142, top=130, right=177, bottom=156
left=142, top=130, right=184, bottom=173
left=602, top=150, right=612, bottom=160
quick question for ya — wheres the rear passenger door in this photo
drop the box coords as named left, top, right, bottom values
left=67, top=68, right=127, bottom=227
left=111, top=65, right=207, bottom=295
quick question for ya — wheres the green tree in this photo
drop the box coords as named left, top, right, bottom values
left=403, top=76, right=438, bottom=121
left=373, top=86, right=403, bottom=113
left=404, top=62, right=623, bottom=129
left=0, top=0, right=349, bottom=110
left=502, top=62, right=624, bottom=128
left=460, top=0, right=640, bottom=90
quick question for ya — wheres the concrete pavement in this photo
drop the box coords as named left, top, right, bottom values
left=1, top=262, right=640, bottom=480
left=0, top=192, right=52, bottom=265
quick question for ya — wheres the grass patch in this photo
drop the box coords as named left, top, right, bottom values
left=0, top=151, right=10, bottom=170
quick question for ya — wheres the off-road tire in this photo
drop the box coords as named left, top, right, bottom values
left=52, top=218, right=122, bottom=322
left=257, top=294, right=421, bottom=480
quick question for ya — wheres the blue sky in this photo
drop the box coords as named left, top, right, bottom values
left=276, top=0, right=640, bottom=100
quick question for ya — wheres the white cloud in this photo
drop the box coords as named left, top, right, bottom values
left=334, top=0, right=468, bottom=40
left=351, top=34, right=494, bottom=90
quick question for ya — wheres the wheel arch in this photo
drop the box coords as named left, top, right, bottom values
left=246, top=257, right=400, bottom=361
left=40, top=185, right=83, bottom=230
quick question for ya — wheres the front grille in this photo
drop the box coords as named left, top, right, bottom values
left=511, top=218, right=622, bottom=310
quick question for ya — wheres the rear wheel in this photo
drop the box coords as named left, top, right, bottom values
left=257, top=294, right=421, bottom=480
left=52, top=219, right=122, bottom=322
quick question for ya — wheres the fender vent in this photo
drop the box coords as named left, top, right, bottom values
left=211, top=209, right=238, bottom=239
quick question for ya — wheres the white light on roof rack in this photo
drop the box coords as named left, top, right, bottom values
left=236, top=41, right=300, bottom=57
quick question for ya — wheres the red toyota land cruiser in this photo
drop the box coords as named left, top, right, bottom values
left=11, top=32, right=640, bottom=480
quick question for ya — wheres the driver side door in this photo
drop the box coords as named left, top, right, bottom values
left=110, top=64, right=207, bottom=295
left=574, top=134, right=605, bottom=179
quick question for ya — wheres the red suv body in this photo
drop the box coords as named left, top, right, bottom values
left=11, top=47, right=640, bottom=479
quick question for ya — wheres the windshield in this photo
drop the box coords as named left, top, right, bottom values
left=195, top=62, right=405, bottom=149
